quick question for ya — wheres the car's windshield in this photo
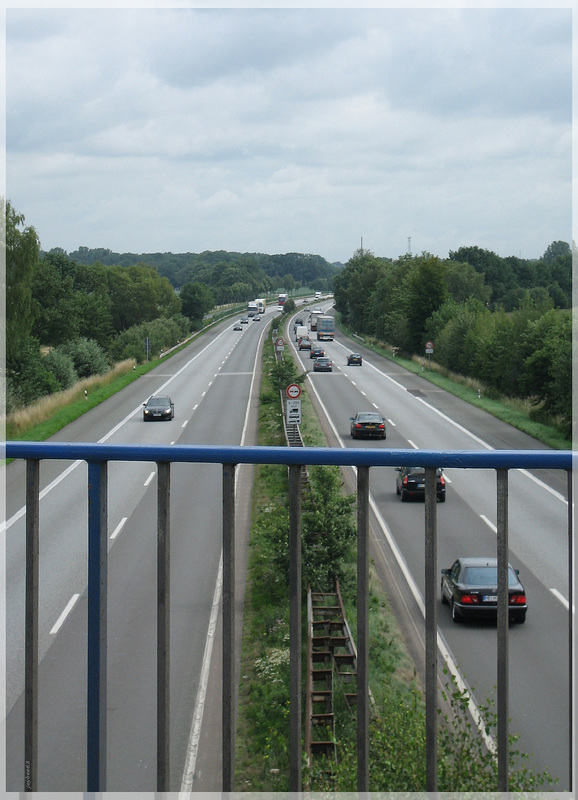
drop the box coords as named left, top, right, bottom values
left=149, top=398, right=169, bottom=407
left=463, top=567, right=518, bottom=586
left=358, top=413, right=380, bottom=421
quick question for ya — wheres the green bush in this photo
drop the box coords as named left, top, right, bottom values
left=60, top=337, right=109, bottom=378
left=44, top=348, right=78, bottom=390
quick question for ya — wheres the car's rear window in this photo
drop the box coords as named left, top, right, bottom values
left=463, top=567, right=518, bottom=586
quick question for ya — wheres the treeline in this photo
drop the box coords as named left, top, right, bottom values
left=62, top=245, right=340, bottom=296
left=5, top=202, right=192, bottom=412
left=333, top=244, right=572, bottom=437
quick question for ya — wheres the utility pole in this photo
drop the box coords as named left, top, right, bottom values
left=407, top=236, right=412, bottom=255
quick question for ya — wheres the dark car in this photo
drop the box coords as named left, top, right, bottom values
left=395, top=466, right=446, bottom=502
left=347, top=353, right=363, bottom=366
left=240, top=317, right=249, bottom=324
left=143, top=395, right=174, bottom=421
left=253, top=315, right=261, bottom=321
left=441, top=557, right=527, bottom=624
left=298, top=337, right=312, bottom=350
left=233, top=323, right=243, bottom=331
left=313, top=357, right=332, bottom=372
left=310, top=347, right=325, bottom=359
left=350, top=412, right=386, bottom=439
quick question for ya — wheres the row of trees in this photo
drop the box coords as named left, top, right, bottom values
left=5, top=201, right=206, bottom=411
left=333, top=246, right=572, bottom=436
left=64, top=246, right=340, bottom=294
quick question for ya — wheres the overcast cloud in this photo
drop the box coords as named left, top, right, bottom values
left=5, top=5, right=573, bottom=263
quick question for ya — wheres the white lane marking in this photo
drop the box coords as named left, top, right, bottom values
left=182, top=420, right=188, bottom=428
left=180, top=321, right=269, bottom=795
left=144, top=471, right=155, bottom=487
left=372, top=402, right=379, bottom=409
left=110, top=517, right=127, bottom=540
left=50, top=594, right=80, bottom=635
left=480, top=515, right=497, bottom=533
left=387, top=419, right=396, bottom=426
left=550, top=588, right=574, bottom=612
left=408, top=440, right=419, bottom=450
left=304, top=368, right=496, bottom=755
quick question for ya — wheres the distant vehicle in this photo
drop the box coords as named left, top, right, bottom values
left=313, top=307, right=322, bottom=314
left=240, top=317, right=249, bottom=324
left=253, top=315, right=261, bottom=321
left=395, top=466, right=446, bottom=502
left=255, top=298, right=266, bottom=313
left=350, top=412, right=386, bottom=440
left=347, top=353, right=362, bottom=366
left=315, top=291, right=322, bottom=299
left=276, top=305, right=284, bottom=312
left=313, top=357, right=332, bottom=372
left=441, top=557, right=527, bottom=624
left=316, top=315, right=334, bottom=341
left=247, top=302, right=258, bottom=317
left=298, top=337, right=312, bottom=350
left=310, top=347, right=325, bottom=359
left=277, top=292, right=288, bottom=308
left=233, top=323, right=243, bottom=331
left=143, top=395, right=174, bottom=421
left=295, top=325, right=308, bottom=341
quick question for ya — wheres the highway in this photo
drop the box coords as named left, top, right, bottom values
left=290, top=304, right=571, bottom=790
left=4, top=309, right=270, bottom=791
left=4, top=299, right=572, bottom=791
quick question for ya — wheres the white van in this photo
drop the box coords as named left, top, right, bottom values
left=295, top=325, right=308, bottom=341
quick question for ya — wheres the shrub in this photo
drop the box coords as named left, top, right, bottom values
left=44, top=348, right=78, bottom=390
left=60, top=337, right=109, bottom=378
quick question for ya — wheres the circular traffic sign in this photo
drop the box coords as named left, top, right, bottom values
left=286, top=383, right=301, bottom=398
left=276, top=338, right=285, bottom=347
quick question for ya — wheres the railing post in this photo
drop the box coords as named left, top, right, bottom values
left=222, top=463, right=236, bottom=791
left=496, top=467, right=509, bottom=791
left=289, top=463, right=302, bottom=792
left=24, top=459, right=40, bottom=792
left=157, top=462, right=171, bottom=791
left=424, top=465, right=438, bottom=791
left=87, top=460, right=108, bottom=792
left=567, top=468, right=574, bottom=791
left=357, top=465, right=370, bottom=792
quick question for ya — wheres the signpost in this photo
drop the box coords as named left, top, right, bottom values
left=425, top=341, right=434, bottom=369
left=286, top=384, right=302, bottom=424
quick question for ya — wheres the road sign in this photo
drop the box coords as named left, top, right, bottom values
left=425, top=341, right=434, bottom=354
left=276, top=338, right=285, bottom=348
left=286, top=383, right=301, bottom=399
left=286, top=399, right=302, bottom=424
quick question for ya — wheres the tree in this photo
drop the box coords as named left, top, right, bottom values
left=401, top=255, right=447, bottom=351
left=542, top=240, right=571, bottom=264
left=179, top=281, right=214, bottom=325
left=4, top=200, right=40, bottom=361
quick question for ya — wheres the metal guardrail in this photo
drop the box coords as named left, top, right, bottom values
left=4, top=440, right=574, bottom=793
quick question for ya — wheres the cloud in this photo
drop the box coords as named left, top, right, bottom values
left=5, top=6, right=572, bottom=262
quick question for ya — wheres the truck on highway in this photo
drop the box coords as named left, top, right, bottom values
left=310, top=312, right=319, bottom=331
left=316, top=315, right=335, bottom=341
left=247, top=301, right=258, bottom=317
left=255, top=298, right=266, bottom=314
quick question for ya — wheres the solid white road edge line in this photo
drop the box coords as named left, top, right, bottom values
left=305, top=364, right=496, bottom=755
left=179, top=322, right=269, bottom=796
left=110, top=516, right=127, bottom=540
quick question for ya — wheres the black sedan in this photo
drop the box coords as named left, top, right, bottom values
left=347, top=353, right=363, bottom=366
left=395, top=466, right=446, bottom=502
left=233, top=323, right=243, bottom=331
left=441, top=557, right=527, bottom=624
left=313, top=357, right=332, bottom=372
left=350, top=412, right=386, bottom=439
left=310, top=347, right=325, bottom=359
left=143, top=395, right=174, bottom=421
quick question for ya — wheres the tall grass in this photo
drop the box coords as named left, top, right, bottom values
left=4, top=360, right=137, bottom=439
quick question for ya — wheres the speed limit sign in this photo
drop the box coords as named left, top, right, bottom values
left=286, top=383, right=301, bottom=398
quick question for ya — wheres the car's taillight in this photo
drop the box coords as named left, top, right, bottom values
left=403, top=476, right=408, bottom=486
left=378, top=423, right=385, bottom=429
left=510, top=594, right=526, bottom=605
left=355, top=423, right=362, bottom=429
left=440, top=474, right=445, bottom=486
left=460, top=594, right=479, bottom=604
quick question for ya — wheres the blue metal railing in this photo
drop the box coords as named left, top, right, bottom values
left=5, top=440, right=573, bottom=793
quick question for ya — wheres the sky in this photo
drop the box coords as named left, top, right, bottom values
left=4, top=3, right=574, bottom=265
